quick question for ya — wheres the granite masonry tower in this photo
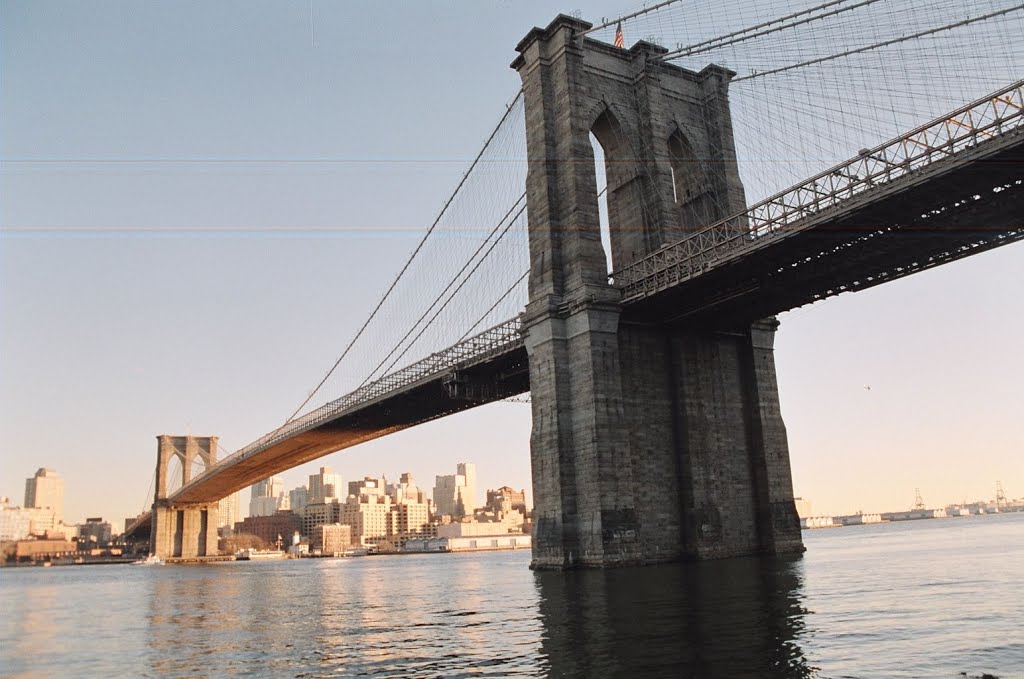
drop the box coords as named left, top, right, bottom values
left=150, top=435, right=220, bottom=559
left=513, top=16, right=804, bottom=569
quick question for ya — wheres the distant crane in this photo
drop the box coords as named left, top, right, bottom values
left=914, top=488, right=925, bottom=510
left=996, top=481, right=1007, bottom=509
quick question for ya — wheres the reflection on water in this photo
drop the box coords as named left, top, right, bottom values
left=535, top=555, right=814, bottom=678
left=1, top=514, right=1022, bottom=678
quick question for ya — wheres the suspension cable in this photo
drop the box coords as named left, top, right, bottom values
left=457, top=270, right=529, bottom=344
left=582, top=0, right=685, bottom=35
left=733, top=6, right=1023, bottom=83
left=358, top=193, right=526, bottom=387
left=284, top=89, right=525, bottom=423
left=378, top=202, right=529, bottom=378
left=659, top=0, right=882, bottom=61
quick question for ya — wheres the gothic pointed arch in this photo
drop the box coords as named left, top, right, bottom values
left=667, top=127, right=714, bottom=233
left=590, top=107, right=648, bottom=270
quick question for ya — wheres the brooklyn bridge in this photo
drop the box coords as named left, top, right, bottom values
left=124, top=1, right=1023, bottom=568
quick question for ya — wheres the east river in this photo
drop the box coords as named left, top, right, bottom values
left=1, top=513, right=1022, bottom=678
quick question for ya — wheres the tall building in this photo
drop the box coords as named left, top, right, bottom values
left=433, top=463, right=477, bottom=518
left=387, top=472, right=430, bottom=505
left=341, top=494, right=393, bottom=547
left=348, top=476, right=386, bottom=500
left=249, top=476, right=285, bottom=518
left=386, top=473, right=433, bottom=547
left=288, top=486, right=309, bottom=513
left=219, top=491, right=242, bottom=529
left=251, top=476, right=284, bottom=500
left=308, top=467, right=342, bottom=505
left=24, top=468, right=64, bottom=524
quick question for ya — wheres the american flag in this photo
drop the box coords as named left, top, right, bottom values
left=614, top=21, right=625, bottom=48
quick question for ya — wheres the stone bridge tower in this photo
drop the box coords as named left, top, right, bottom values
left=513, top=16, right=803, bottom=569
left=150, top=435, right=220, bottom=559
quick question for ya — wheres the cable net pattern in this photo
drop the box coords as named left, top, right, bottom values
left=587, top=0, right=1023, bottom=210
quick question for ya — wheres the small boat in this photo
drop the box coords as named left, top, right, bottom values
left=132, top=554, right=164, bottom=566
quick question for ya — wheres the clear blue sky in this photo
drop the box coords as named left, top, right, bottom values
left=2, top=1, right=1021, bottom=529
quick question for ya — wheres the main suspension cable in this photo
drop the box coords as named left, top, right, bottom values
left=659, top=0, right=882, bottom=61
left=284, top=90, right=525, bottom=423
left=733, top=6, right=1023, bottom=82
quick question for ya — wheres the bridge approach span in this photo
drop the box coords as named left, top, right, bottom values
left=126, top=321, right=527, bottom=536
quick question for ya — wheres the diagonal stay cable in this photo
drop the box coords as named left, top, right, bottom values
left=356, top=192, right=527, bottom=388
left=378, top=201, right=529, bottom=378
left=457, top=269, right=529, bottom=344
left=285, top=89, right=524, bottom=423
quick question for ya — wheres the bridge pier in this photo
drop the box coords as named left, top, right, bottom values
left=150, top=435, right=220, bottom=560
left=514, top=16, right=802, bottom=568
left=617, top=320, right=803, bottom=560
left=151, top=501, right=219, bottom=559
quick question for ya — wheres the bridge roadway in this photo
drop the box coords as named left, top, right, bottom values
left=125, top=81, right=1023, bottom=538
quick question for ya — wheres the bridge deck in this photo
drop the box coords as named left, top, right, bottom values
left=618, top=80, right=1024, bottom=324
left=622, top=129, right=1023, bottom=325
left=126, top=323, right=526, bottom=535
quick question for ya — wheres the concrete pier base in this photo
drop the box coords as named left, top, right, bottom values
left=151, top=502, right=220, bottom=559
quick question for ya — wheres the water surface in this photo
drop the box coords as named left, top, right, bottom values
left=1, top=513, right=1021, bottom=678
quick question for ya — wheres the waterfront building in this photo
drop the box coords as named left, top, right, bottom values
left=234, top=511, right=301, bottom=548
left=26, top=508, right=68, bottom=537
left=881, top=508, right=948, bottom=521
left=13, top=538, right=77, bottom=562
left=437, top=515, right=524, bottom=538
left=78, top=517, right=113, bottom=547
left=835, top=513, right=883, bottom=525
left=392, top=474, right=433, bottom=540
left=308, top=467, right=343, bottom=505
left=0, top=498, right=32, bottom=541
left=404, top=534, right=531, bottom=553
left=433, top=463, right=477, bottom=518
left=312, top=523, right=352, bottom=555
left=801, top=516, right=838, bottom=529
left=794, top=497, right=813, bottom=519
left=340, top=494, right=393, bottom=547
left=24, top=468, right=64, bottom=524
left=394, top=502, right=432, bottom=538
left=300, top=500, right=343, bottom=538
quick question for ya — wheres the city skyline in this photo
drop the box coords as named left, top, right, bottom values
left=1, top=1, right=1021, bottom=531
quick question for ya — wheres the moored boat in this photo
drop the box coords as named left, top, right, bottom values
left=235, top=548, right=286, bottom=561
